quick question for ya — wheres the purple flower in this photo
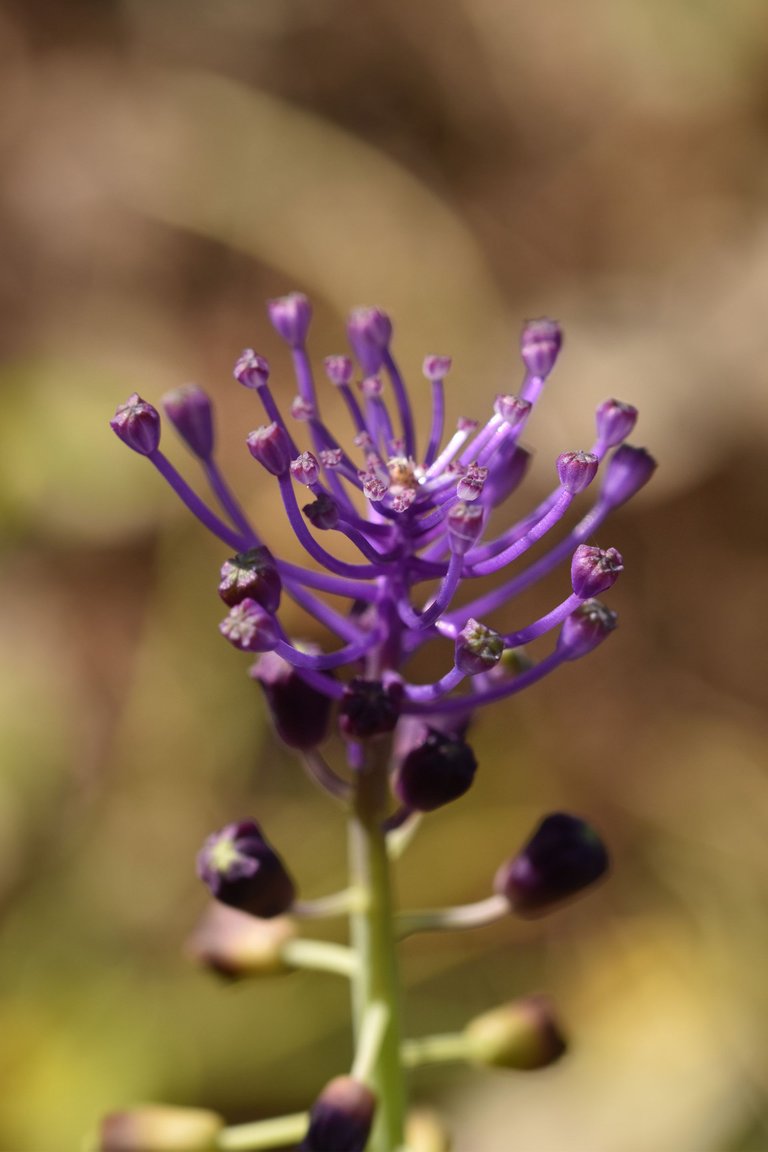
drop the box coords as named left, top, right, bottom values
left=111, top=297, right=654, bottom=761
left=197, top=820, right=296, bottom=918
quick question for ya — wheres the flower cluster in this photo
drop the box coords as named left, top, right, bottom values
left=111, top=294, right=654, bottom=798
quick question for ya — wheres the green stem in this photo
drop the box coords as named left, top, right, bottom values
left=348, top=747, right=407, bottom=1151
left=281, top=938, right=359, bottom=979
left=217, top=1112, right=308, bottom=1150
left=401, top=1031, right=471, bottom=1068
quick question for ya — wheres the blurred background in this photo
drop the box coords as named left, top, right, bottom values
left=0, top=1, right=767, bottom=1149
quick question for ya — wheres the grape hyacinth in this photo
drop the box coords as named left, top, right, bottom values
left=103, top=294, right=655, bottom=1152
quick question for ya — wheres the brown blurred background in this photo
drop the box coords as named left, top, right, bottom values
left=0, top=1, right=767, bottom=1149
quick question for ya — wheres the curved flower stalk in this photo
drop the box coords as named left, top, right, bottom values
left=103, top=295, right=656, bottom=1152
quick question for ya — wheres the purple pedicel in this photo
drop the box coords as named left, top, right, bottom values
left=112, top=298, right=652, bottom=726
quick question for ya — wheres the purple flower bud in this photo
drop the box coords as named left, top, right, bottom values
left=339, top=678, right=403, bottom=740
left=100, top=1106, right=224, bottom=1152
left=267, top=292, right=312, bottom=348
left=324, top=355, right=354, bottom=386
left=486, top=443, right=531, bottom=507
left=186, top=903, right=297, bottom=979
left=219, top=599, right=279, bottom=653
left=494, top=812, right=609, bottom=916
left=464, top=995, right=567, bottom=1070
left=494, top=395, right=532, bottom=426
left=422, top=355, right=452, bottom=381
left=520, top=318, right=562, bottom=378
left=197, top=820, right=296, bottom=918
left=110, top=393, right=160, bottom=456
left=291, top=396, right=316, bottom=422
left=595, top=398, right=638, bottom=448
left=556, top=450, right=598, bottom=494
left=557, top=598, right=617, bottom=660
left=320, top=448, right=342, bottom=469
left=456, top=618, right=504, bottom=675
left=600, top=444, right=657, bottom=507
left=392, top=729, right=477, bottom=811
left=347, top=306, right=393, bottom=375
left=301, top=1076, right=376, bottom=1152
left=360, top=374, right=383, bottom=397
left=291, top=451, right=320, bottom=487
left=162, top=384, right=214, bottom=460
left=246, top=422, right=292, bottom=476
left=234, top=349, right=270, bottom=389
left=251, top=650, right=333, bottom=749
left=456, top=464, right=488, bottom=502
left=447, top=502, right=485, bottom=555
left=303, top=492, right=340, bottom=531
left=570, top=544, right=623, bottom=599
left=218, top=547, right=282, bottom=612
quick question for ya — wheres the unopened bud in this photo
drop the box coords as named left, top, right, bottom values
left=303, top=492, right=340, bottom=531
left=556, top=450, right=598, bottom=494
left=291, top=451, right=320, bottom=487
left=219, top=599, right=279, bottom=652
left=457, top=464, right=488, bottom=502
left=347, top=306, right=392, bottom=375
left=339, top=678, right=402, bottom=740
left=464, top=995, right=567, bottom=1070
left=251, top=649, right=333, bottom=749
left=570, top=544, right=623, bottom=599
left=392, top=729, right=477, bottom=811
left=595, top=398, right=638, bottom=448
left=162, top=385, right=214, bottom=460
left=494, top=395, right=531, bottom=427
left=324, top=355, right=354, bottom=386
left=267, top=292, right=312, bottom=348
left=405, top=1109, right=452, bottom=1152
left=520, top=318, right=562, bottom=379
left=218, top=547, right=281, bottom=612
left=234, top=349, right=270, bottom=390
left=197, top=820, right=296, bottom=919
left=110, top=394, right=160, bottom=456
left=447, top=502, right=484, bottom=555
left=301, top=1076, right=376, bottom=1152
left=185, top=903, right=297, bottom=979
left=557, top=598, right=617, bottom=659
left=456, top=618, right=504, bottom=675
left=600, top=444, right=657, bottom=507
left=494, top=812, right=609, bottom=916
left=99, top=1105, right=223, bottom=1151
left=246, top=422, right=292, bottom=475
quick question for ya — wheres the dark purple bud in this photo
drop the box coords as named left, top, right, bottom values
left=486, top=443, right=531, bottom=507
left=556, top=450, right=598, bottom=494
left=557, top=598, right=617, bottom=660
left=392, top=729, right=477, bottom=811
left=291, top=451, right=320, bottom=487
left=301, top=1076, right=376, bottom=1152
left=234, top=349, right=270, bottom=390
left=570, top=544, right=623, bottom=599
left=197, top=820, right=296, bottom=918
left=303, top=491, right=340, bottom=531
left=339, top=678, right=403, bottom=740
left=218, top=547, right=282, bottom=612
left=494, top=812, right=609, bottom=916
left=520, top=318, right=563, bottom=379
left=494, top=395, right=532, bottom=427
left=246, top=422, right=292, bottom=475
left=185, top=903, right=297, bottom=979
left=447, top=501, right=484, bottom=555
left=251, top=650, right=333, bottom=749
left=465, top=995, right=568, bottom=1070
left=595, top=398, right=638, bottom=448
left=99, top=1106, right=224, bottom=1152
left=162, top=384, right=214, bottom=460
left=600, top=444, right=657, bottom=507
left=456, top=464, right=488, bottom=502
left=219, top=599, right=279, bottom=652
left=422, top=355, right=452, bottom=381
left=456, top=618, right=504, bottom=675
left=347, top=306, right=393, bottom=375
left=267, top=292, right=312, bottom=348
left=324, top=355, right=354, bottom=386
left=110, top=393, right=160, bottom=456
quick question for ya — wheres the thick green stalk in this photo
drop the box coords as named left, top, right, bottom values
left=348, top=747, right=407, bottom=1151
